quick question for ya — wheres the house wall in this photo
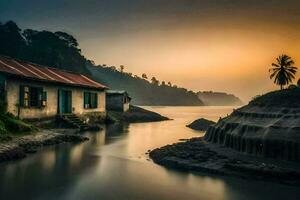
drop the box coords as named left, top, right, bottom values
left=106, top=95, right=124, bottom=112
left=72, top=88, right=106, bottom=115
left=5, top=78, right=106, bottom=119
left=124, top=102, right=130, bottom=112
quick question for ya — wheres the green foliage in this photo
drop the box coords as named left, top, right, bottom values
left=0, top=120, right=7, bottom=134
left=0, top=21, right=89, bottom=75
left=250, top=87, right=300, bottom=107
left=0, top=100, right=5, bottom=114
left=269, top=55, right=298, bottom=90
left=0, top=113, right=36, bottom=134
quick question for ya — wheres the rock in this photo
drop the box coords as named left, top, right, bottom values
left=0, top=146, right=26, bottom=161
left=187, top=118, right=216, bottom=131
left=108, top=105, right=170, bottom=123
left=0, top=131, right=89, bottom=163
left=205, top=88, right=300, bottom=162
left=149, top=137, right=300, bottom=185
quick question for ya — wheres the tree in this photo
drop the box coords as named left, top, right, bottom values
left=161, top=81, right=166, bottom=86
left=0, top=21, right=26, bottom=58
left=55, top=31, right=79, bottom=48
left=120, top=65, right=125, bottom=73
left=168, top=82, right=172, bottom=87
left=297, top=79, right=300, bottom=87
left=269, top=55, right=297, bottom=90
left=110, top=66, right=117, bottom=71
left=151, top=77, right=159, bottom=85
left=142, top=73, right=148, bottom=79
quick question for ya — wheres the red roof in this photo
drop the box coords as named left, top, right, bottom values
left=0, top=55, right=108, bottom=90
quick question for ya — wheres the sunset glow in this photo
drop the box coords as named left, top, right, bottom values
left=2, top=0, right=300, bottom=101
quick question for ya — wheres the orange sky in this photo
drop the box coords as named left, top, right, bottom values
left=2, top=0, right=300, bottom=102
left=81, top=18, right=300, bottom=102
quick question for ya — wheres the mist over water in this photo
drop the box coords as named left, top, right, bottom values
left=0, top=106, right=299, bottom=200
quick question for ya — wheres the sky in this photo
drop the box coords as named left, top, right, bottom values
left=1, top=0, right=300, bottom=101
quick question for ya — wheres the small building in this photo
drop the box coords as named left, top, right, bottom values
left=0, top=55, right=108, bottom=120
left=106, top=90, right=131, bottom=112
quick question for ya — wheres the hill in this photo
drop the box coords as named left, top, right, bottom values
left=87, top=65, right=203, bottom=106
left=205, top=87, right=300, bottom=161
left=0, top=20, right=203, bottom=106
left=197, top=91, right=243, bottom=106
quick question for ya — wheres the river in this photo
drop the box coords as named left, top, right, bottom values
left=0, top=106, right=299, bottom=200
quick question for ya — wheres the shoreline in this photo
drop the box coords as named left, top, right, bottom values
left=0, top=130, right=89, bottom=163
left=0, top=106, right=169, bottom=163
left=149, top=137, right=300, bottom=186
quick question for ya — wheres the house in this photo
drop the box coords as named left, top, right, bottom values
left=0, top=55, right=108, bottom=120
left=106, top=90, right=131, bottom=112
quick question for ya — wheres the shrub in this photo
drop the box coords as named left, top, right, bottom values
left=0, top=113, right=36, bottom=133
left=0, top=120, right=7, bottom=134
left=288, top=84, right=297, bottom=89
left=0, top=99, right=6, bottom=114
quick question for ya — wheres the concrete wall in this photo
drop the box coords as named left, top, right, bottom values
left=5, top=78, right=106, bottom=119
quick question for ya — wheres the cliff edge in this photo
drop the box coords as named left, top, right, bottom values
left=205, top=88, right=300, bottom=162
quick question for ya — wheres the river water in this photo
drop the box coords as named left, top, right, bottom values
left=0, top=106, right=299, bottom=200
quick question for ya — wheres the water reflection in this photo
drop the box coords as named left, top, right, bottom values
left=0, top=107, right=299, bottom=200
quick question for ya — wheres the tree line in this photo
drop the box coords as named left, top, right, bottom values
left=0, top=20, right=203, bottom=106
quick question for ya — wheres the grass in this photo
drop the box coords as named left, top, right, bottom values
left=250, top=87, right=300, bottom=107
left=0, top=111, right=37, bottom=142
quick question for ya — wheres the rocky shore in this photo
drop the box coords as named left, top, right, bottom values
left=186, top=118, right=216, bottom=131
left=150, top=137, right=300, bottom=186
left=205, top=88, right=300, bottom=162
left=107, top=105, right=169, bottom=123
left=0, top=130, right=88, bottom=162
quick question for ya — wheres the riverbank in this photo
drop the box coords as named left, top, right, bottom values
left=0, top=105, right=169, bottom=163
left=149, top=137, right=300, bottom=186
left=0, top=130, right=88, bottom=163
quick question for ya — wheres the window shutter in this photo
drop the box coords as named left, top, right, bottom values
left=94, top=93, right=98, bottom=108
left=84, top=92, right=89, bottom=108
left=37, top=88, right=43, bottom=107
left=19, top=85, right=25, bottom=106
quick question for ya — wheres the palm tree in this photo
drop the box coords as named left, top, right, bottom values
left=269, top=55, right=297, bottom=90
left=119, top=65, right=125, bottom=73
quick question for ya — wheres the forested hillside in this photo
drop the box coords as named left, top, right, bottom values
left=87, top=64, right=203, bottom=105
left=0, top=21, right=89, bottom=74
left=197, top=91, right=243, bottom=106
left=0, top=21, right=203, bottom=106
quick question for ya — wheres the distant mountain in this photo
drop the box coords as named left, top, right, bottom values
left=0, top=20, right=203, bottom=106
left=197, top=91, right=243, bottom=106
left=87, top=65, right=203, bottom=106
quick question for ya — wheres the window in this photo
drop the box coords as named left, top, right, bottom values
left=84, top=92, right=98, bottom=109
left=20, top=86, right=47, bottom=108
